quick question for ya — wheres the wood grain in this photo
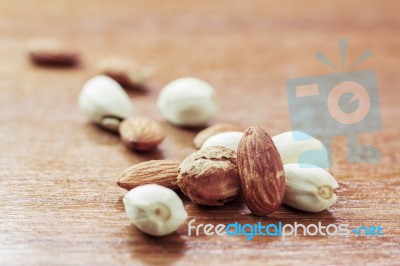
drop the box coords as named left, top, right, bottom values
left=0, top=0, right=399, bottom=265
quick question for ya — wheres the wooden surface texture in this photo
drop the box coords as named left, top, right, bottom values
left=0, top=1, right=399, bottom=265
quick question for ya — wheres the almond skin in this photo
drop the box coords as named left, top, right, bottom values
left=119, top=117, right=165, bottom=152
left=193, top=123, right=243, bottom=149
left=116, top=160, right=179, bottom=190
left=237, top=125, right=285, bottom=216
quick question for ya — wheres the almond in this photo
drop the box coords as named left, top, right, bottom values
left=237, top=125, right=285, bottom=216
left=193, top=124, right=243, bottom=149
left=272, top=131, right=329, bottom=167
left=283, top=164, right=339, bottom=212
left=119, top=117, right=165, bottom=151
left=27, top=39, right=80, bottom=67
left=96, top=56, right=151, bottom=88
left=201, top=131, right=243, bottom=151
left=157, top=77, right=219, bottom=127
left=79, top=76, right=134, bottom=131
left=116, top=160, right=179, bottom=190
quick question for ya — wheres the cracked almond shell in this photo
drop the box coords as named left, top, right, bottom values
left=177, top=146, right=240, bottom=206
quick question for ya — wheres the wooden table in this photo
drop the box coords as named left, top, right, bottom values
left=1, top=1, right=399, bottom=265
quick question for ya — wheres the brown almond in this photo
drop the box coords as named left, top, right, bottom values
left=116, top=160, right=179, bottom=190
left=27, top=39, right=80, bottom=67
left=193, top=123, right=243, bottom=149
left=119, top=117, right=165, bottom=152
left=96, top=57, right=150, bottom=88
left=237, top=125, right=285, bottom=216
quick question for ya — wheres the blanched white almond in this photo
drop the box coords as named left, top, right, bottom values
left=78, top=75, right=134, bottom=131
left=283, top=164, right=339, bottom=212
left=201, top=131, right=243, bottom=151
left=157, top=77, right=219, bottom=127
left=123, top=184, right=187, bottom=236
left=193, top=124, right=243, bottom=149
left=272, top=131, right=329, bottom=168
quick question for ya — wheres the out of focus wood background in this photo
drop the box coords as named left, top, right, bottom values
left=0, top=1, right=399, bottom=265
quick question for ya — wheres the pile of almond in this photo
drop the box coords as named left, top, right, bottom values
left=71, top=54, right=339, bottom=236
left=116, top=124, right=339, bottom=217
